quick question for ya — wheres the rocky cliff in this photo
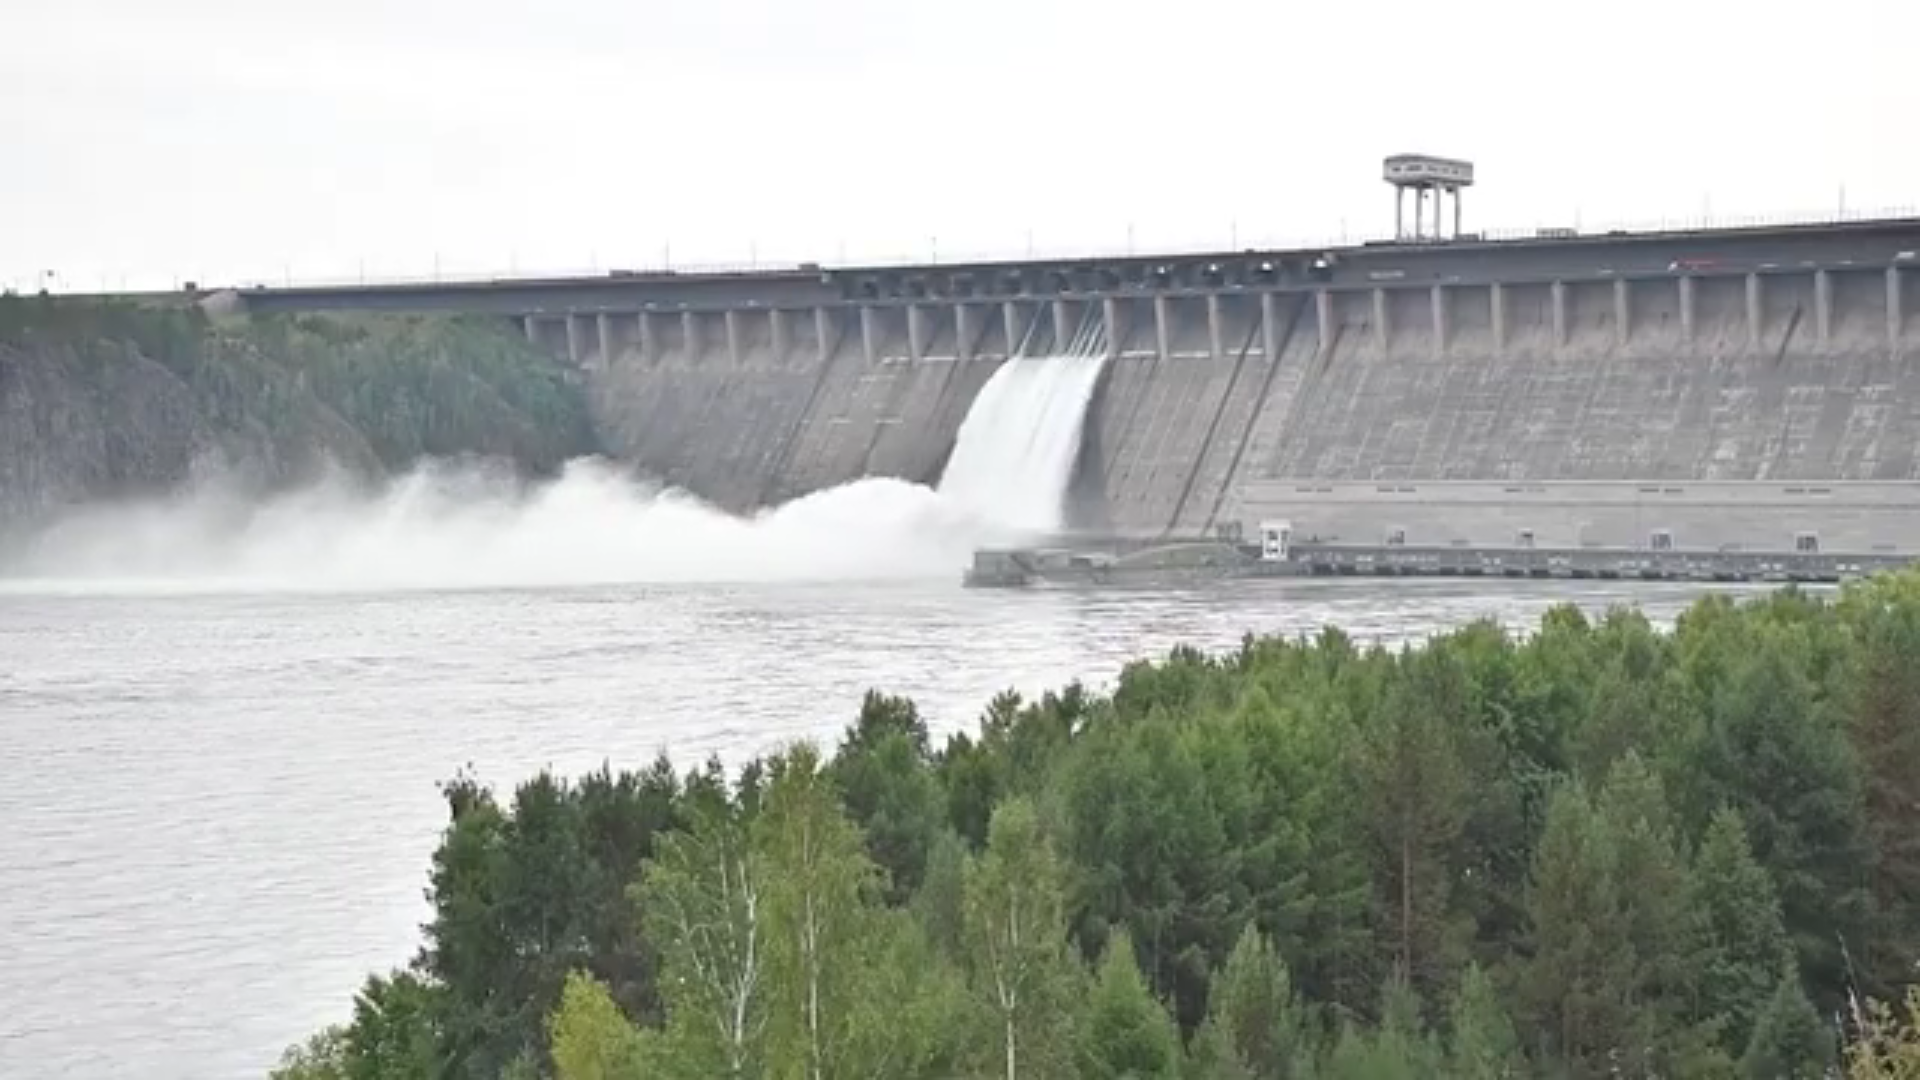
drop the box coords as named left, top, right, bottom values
left=0, top=299, right=598, bottom=529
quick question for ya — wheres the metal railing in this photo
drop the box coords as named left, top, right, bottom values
left=13, top=205, right=1918, bottom=297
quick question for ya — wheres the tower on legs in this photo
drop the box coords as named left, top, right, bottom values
left=1384, top=154, right=1475, bottom=241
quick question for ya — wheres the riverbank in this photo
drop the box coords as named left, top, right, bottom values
left=0, top=297, right=597, bottom=530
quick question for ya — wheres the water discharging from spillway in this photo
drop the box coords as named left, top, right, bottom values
left=0, top=318, right=1111, bottom=593
left=935, top=314, right=1109, bottom=536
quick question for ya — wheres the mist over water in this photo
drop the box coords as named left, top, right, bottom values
left=1, top=345, right=1110, bottom=594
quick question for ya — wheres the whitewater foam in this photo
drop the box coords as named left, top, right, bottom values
left=1, top=328, right=1111, bottom=595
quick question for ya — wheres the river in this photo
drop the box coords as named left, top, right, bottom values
left=0, top=576, right=1770, bottom=1078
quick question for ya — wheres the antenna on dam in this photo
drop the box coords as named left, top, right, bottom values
left=1385, top=154, right=1474, bottom=242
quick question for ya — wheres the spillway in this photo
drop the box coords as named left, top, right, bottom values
left=935, top=314, right=1107, bottom=536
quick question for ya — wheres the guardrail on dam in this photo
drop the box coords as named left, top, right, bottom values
left=231, top=219, right=1920, bottom=547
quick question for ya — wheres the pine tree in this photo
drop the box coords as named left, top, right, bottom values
left=1843, top=583, right=1920, bottom=998
left=1205, top=923, right=1311, bottom=1079
left=1079, top=929, right=1182, bottom=1080
left=1350, top=649, right=1472, bottom=1003
left=1446, top=963, right=1523, bottom=1079
left=1519, top=783, right=1648, bottom=1079
left=1693, top=808, right=1796, bottom=1054
left=1739, top=965, right=1832, bottom=1079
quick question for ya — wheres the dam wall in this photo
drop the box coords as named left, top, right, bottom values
left=223, top=219, right=1920, bottom=548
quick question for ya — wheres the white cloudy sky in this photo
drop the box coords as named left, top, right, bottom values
left=3, top=0, right=1916, bottom=291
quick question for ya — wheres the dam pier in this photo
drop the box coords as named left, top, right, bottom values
left=215, top=203, right=1920, bottom=565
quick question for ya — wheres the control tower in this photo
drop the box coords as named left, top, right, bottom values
left=1384, top=154, right=1474, bottom=241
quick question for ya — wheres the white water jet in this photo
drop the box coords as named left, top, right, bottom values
left=935, top=310, right=1108, bottom=536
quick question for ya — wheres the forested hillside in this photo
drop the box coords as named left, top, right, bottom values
left=0, top=298, right=596, bottom=525
left=277, top=572, right=1920, bottom=1079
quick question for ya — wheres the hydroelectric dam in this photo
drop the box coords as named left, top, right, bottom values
left=219, top=214, right=1920, bottom=555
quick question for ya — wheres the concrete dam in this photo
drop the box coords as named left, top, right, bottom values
left=233, top=218, right=1920, bottom=554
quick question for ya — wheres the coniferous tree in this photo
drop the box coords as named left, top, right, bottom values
left=1350, top=649, right=1471, bottom=1003
left=1843, top=577, right=1920, bottom=998
left=1446, top=963, right=1524, bottom=1080
left=1738, top=965, right=1832, bottom=1079
left=1078, top=929, right=1181, bottom=1080
left=1520, top=783, right=1647, bottom=1079
left=1206, top=922, right=1312, bottom=1079
left=1693, top=808, right=1796, bottom=1055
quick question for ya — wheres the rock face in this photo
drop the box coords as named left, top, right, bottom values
left=0, top=300, right=599, bottom=530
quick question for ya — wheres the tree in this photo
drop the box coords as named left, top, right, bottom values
left=1206, top=923, right=1312, bottom=1079
left=1446, top=963, right=1523, bottom=1080
left=1739, top=965, right=1832, bottom=1079
left=833, top=691, right=944, bottom=904
left=1693, top=808, right=1795, bottom=1054
left=1519, top=784, right=1647, bottom=1078
left=757, top=742, right=888, bottom=1080
left=1690, top=631, right=1869, bottom=1005
left=1842, top=577, right=1920, bottom=998
left=343, top=971, right=440, bottom=1080
left=269, top=1027, right=347, bottom=1080
left=548, top=971, right=647, bottom=1080
left=965, top=797, right=1079, bottom=1080
left=1350, top=648, right=1471, bottom=1003
left=637, top=792, right=767, bottom=1078
left=1078, top=929, right=1181, bottom=1080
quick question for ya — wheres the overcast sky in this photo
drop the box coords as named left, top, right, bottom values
left=4, top=0, right=1917, bottom=291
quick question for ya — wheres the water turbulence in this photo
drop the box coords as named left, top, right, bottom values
left=0, top=317, right=1110, bottom=594
left=935, top=309, right=1109, bottom=536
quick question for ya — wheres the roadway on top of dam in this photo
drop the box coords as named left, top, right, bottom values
left=225, top=216, right=1920, bottom=317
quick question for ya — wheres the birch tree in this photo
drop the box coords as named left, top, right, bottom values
left=963, top=797, right=1077, bottom=1080
left=756, top=742, right=882, bottom=1080
left=637, top=795, right=767, bottom=1079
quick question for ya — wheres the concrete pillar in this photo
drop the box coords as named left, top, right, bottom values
left=1453, top=187, right=1462, bottom=239
left=1550, top=281, right=1568, bottom=348
left=1315, top=290, right=1335, bottom=355
left=1154, top=294, right=1172, bottom=361
left=1103, top=296, right=1122, bottom=358
left=769, top=308, right=787, bottom=362
left=1429, top=284, right=1448, bottom=358
left=1890, top=268, right=1905, bottom=353
left=1261, top=292, right=1280, bottom=361
left=1613, top=278, right=1630, bottom=349
left=1003, top=301, right=1022, bottom=357
left=1053, top=299, right=1073, bottom=353
left=1490, top=283, right=1506, bottom=355
left=596, top=312, right=614, bottom=368
left=955, top=303, right=974, bottom=361
left=1207, top=293, right=1225, bottom=360
left=724, top=309, right=742, bottom=365
left=1814, top=269, right=1832, bottom=345
left=682, top=311, right=701, bottom=361
left=1746, top=273, right=1764, bottom=351
left=859, top=305, right=878, bottom=366
left=638, top=311, right=656, bottom=363
left=1679, top=276, right=1696, bottom=345
left=565, top=313, right=583, bottom=365
left=1372, top=288, right=1389, bottom=354
left=814, top=307, right=832, bottom=365
left=907, top=304, right=926, bottom=362
left=523, top=315, right=539, bottom=344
